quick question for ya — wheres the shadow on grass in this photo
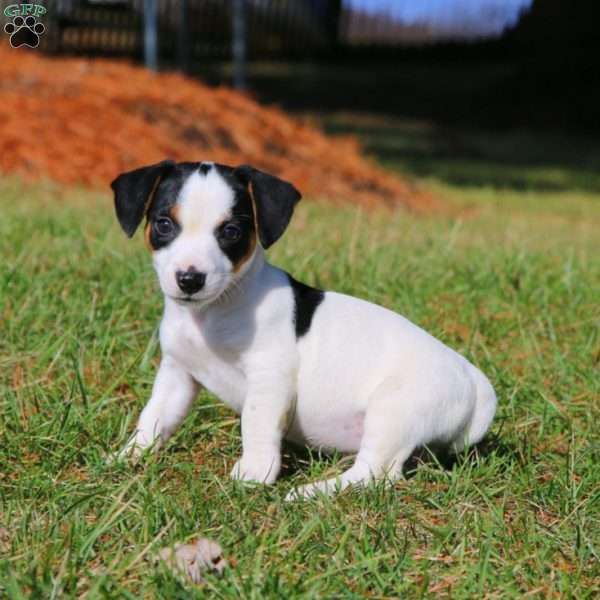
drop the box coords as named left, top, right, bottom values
left=280, top=441, right=343, bottom=480
left=280, top=433, right=521, bottom=483
left=321, top=114, right=600, bottom=194
left=404, top=433, right=522, bottom=479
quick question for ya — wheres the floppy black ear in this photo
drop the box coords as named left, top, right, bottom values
left=111, top=160, right=175, bottom=237
left=235, top=165, right=301, bottom=249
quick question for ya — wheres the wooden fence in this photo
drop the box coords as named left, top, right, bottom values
left=1, top=0, right=341, bottom=61
left=2, top=1, right=529, bottom=65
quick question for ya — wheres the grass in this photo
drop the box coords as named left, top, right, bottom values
left=319, top=113, right=600, bottom=195
left=1, top=161, right=599, bottom=598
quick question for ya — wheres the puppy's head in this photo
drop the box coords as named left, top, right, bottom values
left=111, top=161, right=300, bottom=307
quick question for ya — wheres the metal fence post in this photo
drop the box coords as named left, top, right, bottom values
left=232, top=0, right=247, bottom=90
left=143, top=0, right=158, bottom=71
left=327, top=0, right=343, bottom=47
left=177, top=0, right=191, bottom=73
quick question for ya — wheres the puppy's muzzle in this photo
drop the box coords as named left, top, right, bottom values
left=176, top=268, right=206, bottom=295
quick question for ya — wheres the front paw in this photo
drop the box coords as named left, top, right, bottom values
left=106, top=436, right=157, bottom=465
left=285, top=480, right=335, bottom=501
left=106, top=444, right=143, bottom=466
left=230, top=453, right=281, bottom=485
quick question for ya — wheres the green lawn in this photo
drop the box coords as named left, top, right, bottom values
left=1, top=162, right=599, bottom=597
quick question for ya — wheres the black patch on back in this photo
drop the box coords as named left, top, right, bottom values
left=287, top=275, right=324, bottom=338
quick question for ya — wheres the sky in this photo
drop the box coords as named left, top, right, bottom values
left=346, top=0, right=534, bottom=38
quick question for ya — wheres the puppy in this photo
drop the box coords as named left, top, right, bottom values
left=111, top=160, right=497, bottom=499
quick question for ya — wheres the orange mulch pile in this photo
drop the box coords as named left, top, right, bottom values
left=0, top=45, right=431, bottom=210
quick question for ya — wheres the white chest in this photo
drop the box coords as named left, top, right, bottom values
left=160, top=308, right=249, bottom=415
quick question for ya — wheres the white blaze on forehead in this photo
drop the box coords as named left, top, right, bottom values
left=178, top=168, right=234, bottom=233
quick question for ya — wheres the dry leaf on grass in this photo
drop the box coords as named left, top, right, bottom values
left=156, top=537, right=228, bottom=585
left=0, top=527, right=9, bottom=552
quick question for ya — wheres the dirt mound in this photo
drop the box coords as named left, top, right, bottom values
left=0, top=45, right=430, bottom=210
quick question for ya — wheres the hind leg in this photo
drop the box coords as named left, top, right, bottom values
left=449, top=370, right=497, bottom=455
left=285, top=449, right=385, bottom=501
left=285, top=445, right=414, bottom=501
left=285, top=378, right=423, bottom=501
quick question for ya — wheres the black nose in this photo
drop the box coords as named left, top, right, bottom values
left=176, top=269, right=206, bottom=295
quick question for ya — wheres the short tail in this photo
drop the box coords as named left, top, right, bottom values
left=464, top=369, right=497, bottom=447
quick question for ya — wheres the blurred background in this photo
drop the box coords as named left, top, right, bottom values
left=1, top=0, right=600, bottom=203
left=2, top=5, right=599, bottom=595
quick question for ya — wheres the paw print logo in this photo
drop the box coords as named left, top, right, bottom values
left=4, top=15, right=45, bottom=48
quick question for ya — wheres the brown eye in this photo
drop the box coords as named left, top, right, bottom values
left=154, top=217, right=174, bottom=236
left=222, top=223, right=241, bottom=242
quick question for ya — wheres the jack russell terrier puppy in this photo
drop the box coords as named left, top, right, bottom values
left=111, top=160, right=497, bottom=500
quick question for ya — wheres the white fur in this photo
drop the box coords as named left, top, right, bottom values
left=117, top=168, right=497, bottom=499
left=152, top=169, right=243, bottom=308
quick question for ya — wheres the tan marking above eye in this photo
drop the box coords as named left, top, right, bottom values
left=143, top=222, right=153, bottom=251
left=168, top=204, right=181, bottom=223
left=143, top=174, right=163, bottom=218
left=246, top=183, right=260, bottom=236
left=232, top=228, right=257, bottom=273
